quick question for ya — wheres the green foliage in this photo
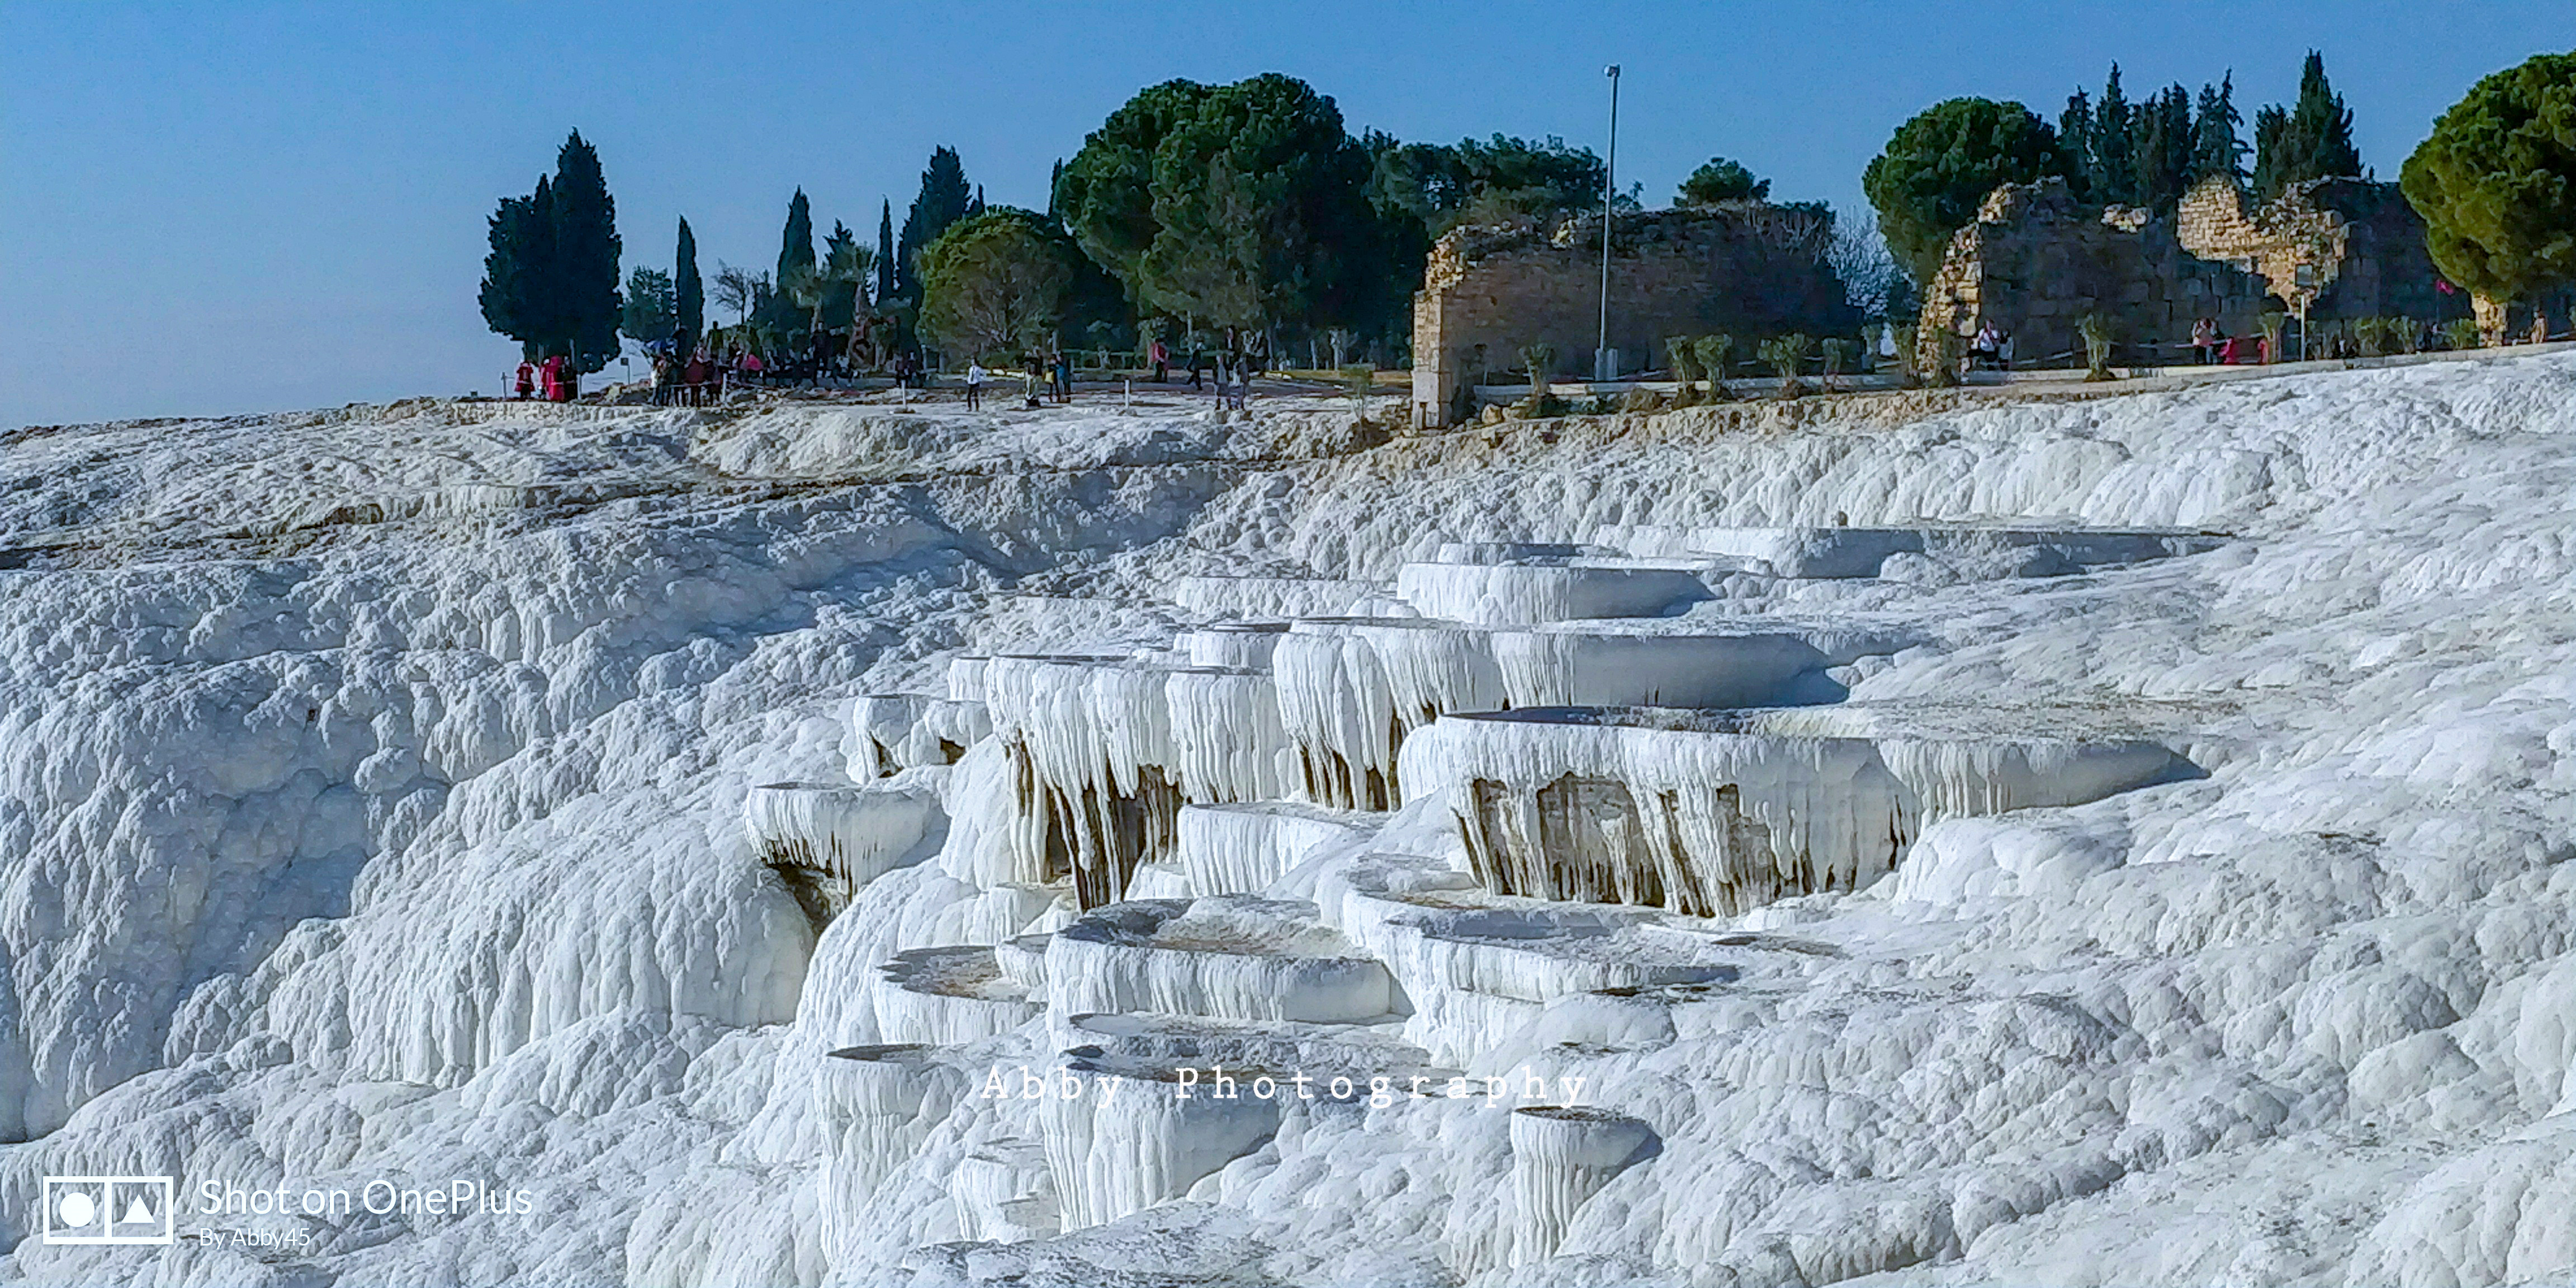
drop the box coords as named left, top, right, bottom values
left=1863, top=98, right=2067, bottom=285
left=2255, top=51, right=2363, bottom=201
left=1692, top=335, right=1735, bottom=400
left=675, top=217, right=704, bottom=350
left=1368, top=132, right=1605, bottom=235
left=477, top=131, right=623, bottom=373
left=820, top=222, right=870, bottom=330
left=1677, top=157, right=1770, bottom=207
left=2190, top=73, right=2248, bottom=192
left=917, top=208, right=1077, bottom=359
left=2402, top=51, right=2576, bottom=307
left=1756, top=333, right=1812, bottom=397
left=2352, top=315, right=2393, bottom=357
left=2063, top=64, right=2210, bottom=212
left=1060, top=75, right=1383, bottom=331
left=1520, top=343, right=1554, bottom=401
left=896, top=147, right=974, bottom=307
left=1820, top=337, right=1854, bottom=387
left=2444, top=317, right=2484, bottom=351
left=2258, top=311, right=2287, bottom=362
left=874, top=200, right=897, bottom=309
left=1664, top=335, right=1702, bottom=386
left=620, top=267, right=676, bottom=343
left=776, top=189, right=816, bottom=296
left=2078, top=313, right=2114, bottom=378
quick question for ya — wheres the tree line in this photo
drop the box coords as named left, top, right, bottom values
left=482, top=51, right=2576, bottom=382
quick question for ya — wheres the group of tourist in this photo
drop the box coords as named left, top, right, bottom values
left=510, top=354, right=575, bottom=401
left=1968, top=321, right=2016, bottom=372
left=2189, top=317, right=2269, bottom=365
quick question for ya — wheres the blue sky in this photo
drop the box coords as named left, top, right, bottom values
left=2, top=2, right=2564, bottom=428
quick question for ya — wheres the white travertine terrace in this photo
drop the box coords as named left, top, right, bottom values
left=872, top=946, right=1043, bottom=1044
left=1392, top=558, right=1716, bottom=624
left=1045, top=897, right=1396, bottom=1024
left=1400, top=705, right=2184, bottom=917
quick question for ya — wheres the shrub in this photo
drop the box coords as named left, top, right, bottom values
left=1757, top=333, right=1813, bottom=397
left=2258, top=311, right=2287, bottom=363
left=2078, top=314, right=2115, bottom=380
left=1692, top=335, right=1736, bottom=401
left=2443, top=316, right=2484, bottom=351
left=1891, top=324, right=1921, bottom=387
left=1519, top=343, right=1554, bottom=404
left=1924, top=327, right=1962, bottom=387
left=1620, top=387, right=1668, bottom=413
left=1665, top=335, right=1702, bottom=405
left=1820, top=338, right=1855, bottom=390
left=2352, top=316, right=2392, bottom=357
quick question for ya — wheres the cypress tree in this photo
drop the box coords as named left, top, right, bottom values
left=548, top=131, right=623, bottom=373
left=676, top=216, right=704, bottom=350
left=2092, top=65, right=2134, bottom=206
left=875, top=200, right=896, bottom=306
left=2059, top=89, right=2095, bottom=202
left=479, top=177, right=557, bottom=359
left=896, top=147, right=973, bottom=307
left=776, top=188, right=817, bottom=291
left=2190, top=73, right=2248, bottom=192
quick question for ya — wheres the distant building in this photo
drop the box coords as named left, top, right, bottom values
left=1410, top=205, right=1855, bottom=429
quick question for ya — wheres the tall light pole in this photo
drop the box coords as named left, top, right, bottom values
left=1597, top=64, right=1620, bottom=382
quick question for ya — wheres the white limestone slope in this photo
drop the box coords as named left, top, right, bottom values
left=0, top=354, right=2572, bottom=1288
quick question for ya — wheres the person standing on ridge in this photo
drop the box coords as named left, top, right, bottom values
left=514, top=358, right=536, bottom=400
left=965, top=358, right=986, bottom=411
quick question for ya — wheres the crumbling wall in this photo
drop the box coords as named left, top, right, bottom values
left=1411, top=205, right=1856, bottom=427
left=1917, top=178, right=2266, bottom=371
left=2176, top=176, right=2464, bottom=324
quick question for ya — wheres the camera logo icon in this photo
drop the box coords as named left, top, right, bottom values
left=41, top=1176, right=174, bottom=1245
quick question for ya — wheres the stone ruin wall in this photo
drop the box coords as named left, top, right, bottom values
left=2175, top=175, right=2465, bottom=325
left=1916, top=178, right=2267, bottom=371
left=1411, top=207, right=1855, bottom=428
left=1919, top=174, right=2465, bottom=372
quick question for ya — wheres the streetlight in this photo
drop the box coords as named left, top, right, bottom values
left=1597, top=64, right=1621, bottom=383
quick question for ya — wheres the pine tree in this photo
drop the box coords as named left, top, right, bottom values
left=2092, top=65, right=2135, bottom=205
left=2190, top=73, right=2248, bottom=192
left=2289, top=50, right=2362, bottom=181
left=2130, top=84, right=2195, bottom=213
left=675, top=217, right=704, bottom=350
left=2252, top=104, right=2293, bottom=200
left=2256, top=51, right=2362, bottom=200
left=547, top=131, right=623, bottom=374
left=896, top=147, right=972, bottom=307
left=2060, top=89, right=2095, bottom=202
left=875, top=200, right=896, bottom=307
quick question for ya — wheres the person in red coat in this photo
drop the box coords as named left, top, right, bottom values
left=514, top=359, right=536, bottom=400
left=541, top=353, right=566, bottom=401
